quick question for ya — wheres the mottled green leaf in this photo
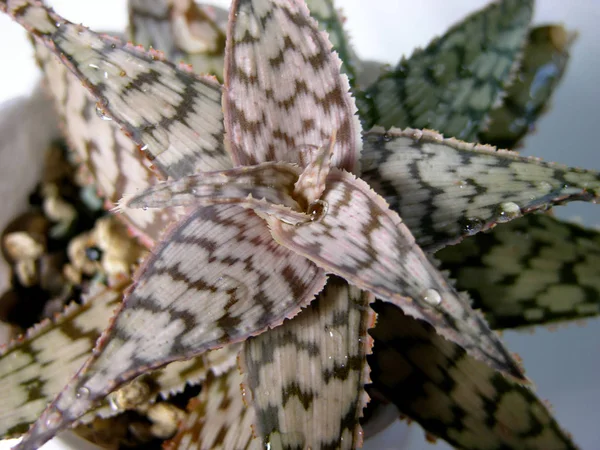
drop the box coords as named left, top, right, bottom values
left=361, top=128, right=600, bottom=252
left=358, top=0, right=533, bottom=141
left=369, top=301, right=577, bottom=450
left=305, top=0, right=361, bottom=89
left=479, top=25, right=576, bottom=149
left=436, top=213, right=600, bottom=329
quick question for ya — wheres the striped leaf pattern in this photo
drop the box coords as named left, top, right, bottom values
left=241, top=277, right=374, bottom=449
left=358, top=0, right=533, bottom=141
left=164, top=369, right=259, bottom=450
left=13, top=204, right=327, bottom=449
left=369, top=301, right=577, bottom=450
left=0, top=283, right=240, bottom=438
left=268, top=169, right=524, bottom=380
left=223, top=0, right=361, bottom=172
left=361, top=127, right=600, bottom=252
left=437, top=214, right=600, bottom=329
left=33, top=41, right=181, bottom=247
left=1, top=0, right=230, bottom=180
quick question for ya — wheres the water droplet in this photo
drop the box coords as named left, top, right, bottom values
left=382, top=133, right=392, bottom=142
left=421, top=288, right=442, bottom=307
left=307, top=200, right=328, bottom=222
left=95, top=97, right=112, bottom=121
left=461, top=217, right=484, bottom=235
left=45, top=410, right=62, bottom=428
left=108, top=394, right=120, bottom=411
left=88, top=63, right=100, bottom=70
left=496, top=202, right=521, bottom=223
left=457, top=180, right=468, bottom=189
left=76, top=386, right=90, bottom=399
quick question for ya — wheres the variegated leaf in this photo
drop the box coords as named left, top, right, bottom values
left=479, top=25, right=575, bottom=149
left=436, top=213, right=600, bottom=329
left=369, top=301, right=577, bottom=450
left=121, top=163, right=313, bottom=225
left=164, top=369, right=259, bottom=450
left=123, top=162, right=298, bottom=209
left=0, top=282, right=240, bottom=439
left=358, top=0, right=533, bottom=141
left=128, top=0, right=226, bottom=78
left=268, top=168, right=524, bottom=380
left=14, top=205, right=326, bottom=449
left=223, top=0, right=361, bottom=172
left=241, top=277, right=374, bottom=449
left=361, top=127, right=600, bottom=252
left=33, top=41, right=181, bottom=247
left=305, top=0, right=361, bottom=89
left=1, top=0, right=230, bottom=180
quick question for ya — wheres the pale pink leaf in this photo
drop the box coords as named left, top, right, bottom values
left=164, top=369, right=260, bottom=450
left=241, top=277, right=374, bottom=449
left=33, top=40, right=181, bottom=246
left=268, top=169, right=525, bottom=380
left=223, top=0, right=361, bottom=171
left=2, top=0, right=230, bottom=180
left=12, top=205, right=326, bottom=449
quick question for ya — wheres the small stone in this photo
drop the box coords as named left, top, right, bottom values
left=108, top=378, right=153, bottom=411
left=146, top=403, right=186, bottom=439
left=15, top=259, right=38, bottom=287
left=3, top=231, right=45, bottom=261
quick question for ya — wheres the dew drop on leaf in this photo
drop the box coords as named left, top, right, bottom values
left=461, top=217, right=484, bottom=235
left=76, top=387, right=90, bottom=399
left=307, top=200, right=328, bottom=222
left=496, top=201, right=521, bottom=223
left=421, top=288, right=442, bottom=307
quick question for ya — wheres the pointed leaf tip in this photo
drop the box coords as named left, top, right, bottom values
left=268, top=168, right=525, bottom=380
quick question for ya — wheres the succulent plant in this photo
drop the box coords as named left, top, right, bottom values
left=0, top=0, right=597, bottom=449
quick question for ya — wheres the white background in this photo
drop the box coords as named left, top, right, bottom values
left=0, top=1, right=599, bottom=449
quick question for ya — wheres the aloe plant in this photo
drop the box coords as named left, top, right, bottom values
left=0, top=0, right=598, bottom=449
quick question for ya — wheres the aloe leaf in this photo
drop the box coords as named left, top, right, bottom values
left=436, top=214, right=600, bottom=329
left=369, top=301, right=577, bottom=450
left=33, top=40, right=181, bottom=247
left=128, top=0, right=226, bottom=79
left=241, top=277, right=374, bottom=449
left=267, top=168, right=524, bottom=380
left=164, top=369, right=259, bottom=450
left=0, top=283, right=239, bottom=439
left=224, top=0, right=362, bottom=172
left=12, top=204, right=327, bottom=449
left=305, top=0, right=361, bottom=89
left=358, top=0, right=533, bottom=141
left=361, top=127, right=600, bottom=252
left=1, top=0, right=230, bottom=180
left=479, top=25, right=576, bottom=149
left=121, top=162, right=304, bottom=215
